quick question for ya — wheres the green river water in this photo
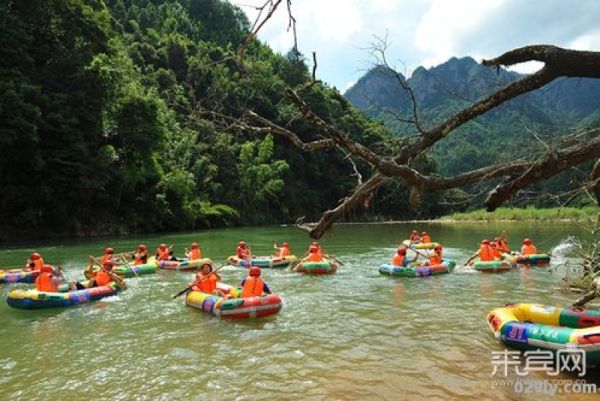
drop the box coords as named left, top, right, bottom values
left=1, top=222, right=599, bottom=400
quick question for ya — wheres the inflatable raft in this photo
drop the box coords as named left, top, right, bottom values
left=516, top=253, right=550, bottom=266
left=226, top=255, right=297, bottom=268
left=7, top=281, right=123, bottom=309
left=379, top=259, right=456, bottom=277
left=85, top=257, right=157, bottom=279
left=401, top=240, right=440, bottom=250
left=487, top=303, right=600, bottom=364
left=295, top=259, right=338, bottom=275
left=472, top=259, right=514, bottom=273
left=186, top=283, right=282, bottom=319
left=0, top=265, right=56, bottom=284
left=158, top=258, right=212, bottom=271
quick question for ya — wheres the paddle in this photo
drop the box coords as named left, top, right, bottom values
left=324, top=253, right=344, bottom=266
left=461, top=252, right=478, bottom=269
left=172, top=264, right=226, bottom=299
left=88, top=256, right=127, bottom=290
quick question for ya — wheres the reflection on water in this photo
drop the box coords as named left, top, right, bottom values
left=0, top=222, right=598, bottom=400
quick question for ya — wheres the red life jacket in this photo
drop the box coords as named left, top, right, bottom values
left=195, top=273, right=217, bottom=293
left=521, top=244, right=538, bottom=255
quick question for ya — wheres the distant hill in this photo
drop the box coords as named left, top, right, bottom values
left=345, top=57, right=600, bottom=176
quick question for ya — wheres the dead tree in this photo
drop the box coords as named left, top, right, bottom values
left=223, top=5, right=600, bottom=238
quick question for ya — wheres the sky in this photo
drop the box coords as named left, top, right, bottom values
left=229, top=0, right=600, bottom=91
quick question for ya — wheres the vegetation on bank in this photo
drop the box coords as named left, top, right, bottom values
left=442, top=206, right=600, bottom=222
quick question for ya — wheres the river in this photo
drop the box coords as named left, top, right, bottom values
left=0, top=222, right=598, bottom=400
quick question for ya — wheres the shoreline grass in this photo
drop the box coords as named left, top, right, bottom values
left=442, top=206, right=600, bottom=222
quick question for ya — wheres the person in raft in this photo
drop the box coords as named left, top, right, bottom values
left=273, top=242, right=291, bottom=260
left=101, top=247, right=116, bottom=268
left=236, top=241, right=252, bottom=266
left=186, top=243, right=202, bottom=260
left=490, top=241, right=503, bottom=260
left=35, top=264, right=63, bottom=292
left=391, top=247, right=412, bottom=267
left=240, top=266, right=271, bottom=297
left=422, top=245, right=443, bottom=266
left=408, top=230, right=420, bottom=243
left=521, top=238, right=538, bottom=256
left=27, top=252, right=45, bottom=271
left=132, top=244, right=150, bottom=265
left=190, top=263, right=225, bottom=297
left=497, top=231, right=511, bottom=253
left=89, top=261, right=115, bottom=288
left=156, top=243, right=171, bottom=261
left=478, top=239, right=499, bottom=261
left=420, top=231, right=432, bottom=244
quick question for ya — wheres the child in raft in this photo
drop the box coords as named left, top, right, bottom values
left=186, top=242, right=202, bottom=260
left=421, top=245, right=443, bottom=266
left=240, top=267, right=272, bottom=297
left=301, top=243, right=323, bottom=263
left=391, top=247, right=411, bottom=267
left=190, top=263, right=225, bottom=297
left=273, top=242, right=291, bottom=260
left=236, top=241, right=252, bottom=266
left=408, top=230, right=420, bottom=243
left=420, top=231, right=432, bottom=244
left=520, top=238, right=538, bottom=255
left=35, top=265, right=63, bottom=292
left=132, top=244, right=150, bottom=265
left=27, top=252, right=45, bottom=271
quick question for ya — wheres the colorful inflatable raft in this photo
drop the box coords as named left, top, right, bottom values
left=379, top=259, right=456, bottom=277
left=158, top=258, right=212, bottom=271
left=516, top=253, right=551, bottom=266
left=487, top=303, right=600, bottom=364
left=85, top=258, right=158, bottom=279
left=402, top=240, right=440, bottom=250
left=295, top=259, right=338, bottom=275
left=0, top=265, right=56, bottom=284
left=7, top=281, right=123, bottom=309
left=186, top=283, right=282, bottom=319
left=226, top=255, right=297, bottom=268
left=472, top=259, right=514, bottom=273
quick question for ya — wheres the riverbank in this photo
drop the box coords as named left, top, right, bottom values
left=440, top=206, right=600, bottom=222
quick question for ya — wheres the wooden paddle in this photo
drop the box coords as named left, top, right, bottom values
left=172, top=264, right=226, bottom=299
left=88, top=256, right=127, bottom=290
left=324, top=253, right=344, bottom=266
left=461, top=252, right=479, bottom=268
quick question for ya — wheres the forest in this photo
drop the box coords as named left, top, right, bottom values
left=1, top=0, right=597, bottom=241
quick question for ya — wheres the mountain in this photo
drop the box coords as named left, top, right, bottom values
left=345, top=57, right=600, bottom=176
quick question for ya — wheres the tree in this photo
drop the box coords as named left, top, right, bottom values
left=211, top=10, right=600, bottom=238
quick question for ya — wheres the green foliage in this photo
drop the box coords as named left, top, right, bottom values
left=444, top=206, right=600, bottom=222
left=0, top=0, right=463, bottom=240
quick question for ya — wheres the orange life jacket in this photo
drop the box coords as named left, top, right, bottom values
left=157, top=248, right=170, bottom=261
left=308, top=252, right=322, bottom=262
left=421, top=235, right=432, bottom=244
left=35, top=272, right=58, bottom=292
left=94, top=270, right=111, bottom=287
left=134, top=251, right=148, bottom=265
left=101, top=254, right=113, bottom=267
left=33, top=259, right=45, bottom=271
left=278, top=247, right=290, bottom=258
left=429, top=252, right=442, bottom=265
left=497, top=241, right=510, bottom=253
left=190, top=248, right=201, bottom=260
left=236, top=246, right=249, bottom=260
left=242, top=276, right=265, bottom=297
left=479, top=245, right=495, bottom=262
left=392, top=254, right=405, bottom=266
left=195, top=273, right=217, bottom=293
left=491, top=247, right=502, bottom=260
left=521, top=244, right=538, bottom=256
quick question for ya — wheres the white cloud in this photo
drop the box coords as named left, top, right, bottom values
left=415, top=0, right=505, bottom=67
left=229, top=0, right=600, bottom=88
